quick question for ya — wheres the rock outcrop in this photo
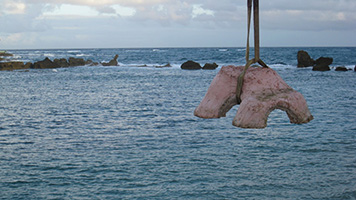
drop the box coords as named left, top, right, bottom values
left=298, top=50, right=334, bottom=71
left=0, top=62, right=31, bottom=71
left=312, top=57, right=333, bottom=71
left=33, top=57, right=60, bottom=69
left=181, top=60, right=202, bottom=70
left=315, top=57, right=333, bottom=66
left=102, top=55, right=119, bottom=66
left=297, top=50, right=315, bottom=67
left=0, top=55, right=118, bottom=71
left=53, top=58, right=69, bottom=68
left=203, top=63, right=218, bottom=70
left=68, top=57, right=86, bottom=67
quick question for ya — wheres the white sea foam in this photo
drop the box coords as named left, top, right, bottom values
left=125, top=49, right=142, bottom=53
left=43, top=53, right=55, bottom=57
left=345, top=65, right=355, bottom=70
left=269, top=63, right=295, bottom=69
left=152, top=49, right=167, bottom=52
left=76, top=54, right=89, bottom=57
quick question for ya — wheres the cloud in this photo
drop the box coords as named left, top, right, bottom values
left=2, top=1, right=27, bottom=14
left=1, top=0, right=356, bottom=48
left=5, top=0, right=354, bottom=31
left=260, top=0, right=356, bottom=31
left=0, top=1, right=51, bottom=33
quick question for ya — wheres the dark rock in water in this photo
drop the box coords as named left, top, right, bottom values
left=102, top=54, right=119, bottom=66
left=312, top=57, right=333, bottom=72
left=1, top=52, right=14, bottom=62
left=0, top=62, right=26, bottom=71
left=0, top=52, right=13, bottom=57
left=297, top=50, right=315, bottom=67
left=313, top=64, right=330, bottom=71
left=68, top=57, right=86, bottom=66
left=335, top=66, right=348, bottom=71
left=1, top=54, right=117, bottom=70
left=33, top=57, right=60, bottom=69
left=155, top=63, right=171, bottom=68
left=315, top=57, right=333, bottom=66
left=24, top=62, right=33, bottom=69
left=203, top=63, right=219, bottom=70
left=85, top=59, right=99, bottom=66
left=181, top=60, right=202, bottom=70
left=354, top=65, right=356, bottom=72
left=54, top=58, right=69, bottom=68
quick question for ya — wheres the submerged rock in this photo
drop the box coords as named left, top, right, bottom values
left=297, top=50, right=315, bottom=67
left=155, top=63, right=171, bottom=68
left=181, top=60, right=202, bottom=70
left=203, top=63, right=218, bottom=70
left=335, top=66, right=348, bottom=71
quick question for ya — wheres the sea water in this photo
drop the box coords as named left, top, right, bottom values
left=1, top=47, right=356, bottom=199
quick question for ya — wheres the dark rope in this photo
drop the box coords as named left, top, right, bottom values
left=236, top=0, right=268, bottom=104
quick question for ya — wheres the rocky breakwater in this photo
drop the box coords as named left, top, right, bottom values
left=0, top=54, right=119, bottom=71
left=181, top=60, right=219, bottom=70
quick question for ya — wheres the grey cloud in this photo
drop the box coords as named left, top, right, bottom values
left=0, top=3, right=50, bottom=33
left=95, top=6, right=117, bottom=14
left=1, top=0, right=356, bottom=49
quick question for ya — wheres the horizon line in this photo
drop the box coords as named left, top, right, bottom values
left=2, top=45, right=356, bottom=51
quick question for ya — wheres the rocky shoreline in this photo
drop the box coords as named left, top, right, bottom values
left=0, top=53, right=119, bottom=71
left=1, top=51, right=355, bottom=72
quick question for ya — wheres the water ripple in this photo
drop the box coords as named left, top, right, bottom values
left=1, top=48, right=356, bottom=199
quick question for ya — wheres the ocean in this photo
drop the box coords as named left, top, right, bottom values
left=1, top=47, right=356, bottom=199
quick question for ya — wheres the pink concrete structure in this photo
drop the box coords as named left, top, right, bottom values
left=194, top=65, right=314, bottom=129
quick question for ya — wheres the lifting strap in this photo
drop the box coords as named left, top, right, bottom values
left=236, top=0, right=268, bottom=104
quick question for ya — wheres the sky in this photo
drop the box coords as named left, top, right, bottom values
left=0, top=0, right=356, bottom=49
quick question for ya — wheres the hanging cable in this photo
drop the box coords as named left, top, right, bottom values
left=236, top=0, right=268, bottom=104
